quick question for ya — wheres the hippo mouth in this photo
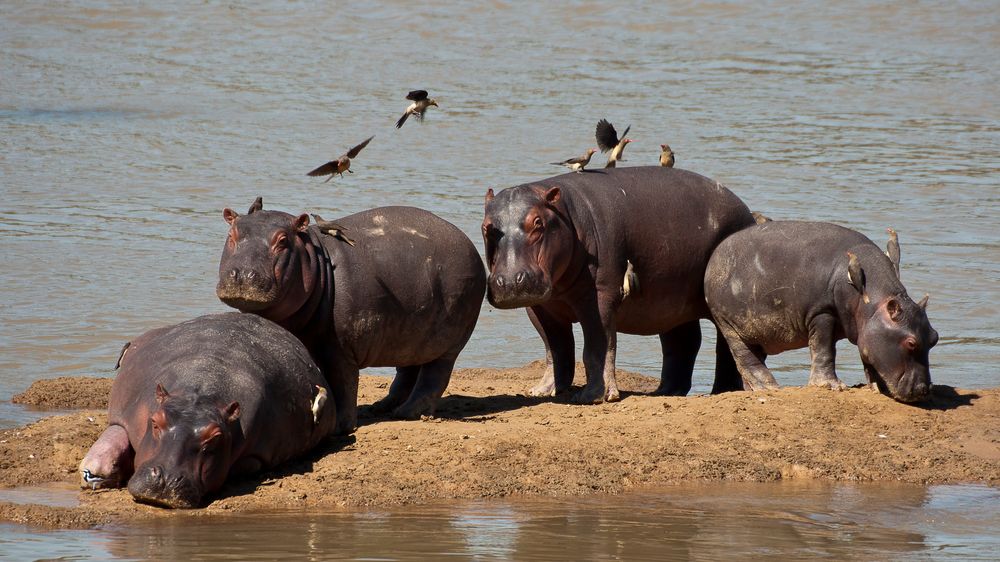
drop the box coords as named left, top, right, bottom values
left=216, top=283, right=280, bottom=313
left=865, top=364, right=931, bottom=404
left=128, top=465, right=204, bottom=509
left=486, top=284, right=553, bottom=309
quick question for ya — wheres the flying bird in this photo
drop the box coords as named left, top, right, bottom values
left=886, top=228, right=900, bottom=278
left=396, top=90, right=438, bottom=129
left=595, top=119, right=632, bottom=168
left=551, top=148, right=597, bottom=173
left=311, top=213, right=356, bottom=246
left=659, top=144, right=675, bottom=168
left=311, top=385, right=327, bottom=425
left=846, top=251, right=869, bottom=303
left=307, top=135, right=375, bottom=182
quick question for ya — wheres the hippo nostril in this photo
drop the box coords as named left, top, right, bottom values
left=515, top=272, right=526, bottom=285
left=246, top=271, right=256, bottom=280
left=229, top=269, right=238, bottom=279
left=494, top=275, right=505, bottom=288
left=149, top=466, right=162, bottom=481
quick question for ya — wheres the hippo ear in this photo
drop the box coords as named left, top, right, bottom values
left=886, top=298, right=903, bottom=322
left=544, top=187, right=561, bottom=205
left=155, top=383, right=170, bottom=404
left=248, top=196, right=263, bottom=214
left=917, top=293, right=930, bottom=310
left=485, top=188, right=494, bottom=205
left=222, top=401, right=240, bottom=423
left=293, top=213, right=310, bottom=232
left=223, top=208, right=239, bottom=225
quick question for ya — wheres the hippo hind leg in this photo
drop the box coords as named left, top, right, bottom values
left=79, top=425, right=133, bottom=490
left=392, top=354, right=458, bottom=420
left=652, top=320, right=702, bottom=396
left=369, top=365, right=420, bottom=414
left=711, top=325, right=745, bottom=393
left=717, top=324, right=779, bottom=391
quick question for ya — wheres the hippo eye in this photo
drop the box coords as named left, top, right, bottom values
left=903, top=337, right=918, bottom=352
left=271, top=233, right=288, bottom=252
left=532, top=217, right=544, bottom=231
left=201, top=433, right=221, bottom=452
left=227, top=228, right=239, bottom=249
left=151, top=420, right=162, bottom=440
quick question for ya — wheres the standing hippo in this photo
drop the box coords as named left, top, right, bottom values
left=78, top=313, right=336, bottom=508
left=704, top=221, right=938, bottom=403
left=216, top=200, right=486, bottom=432
left=482, top=166, right=756, bottom=402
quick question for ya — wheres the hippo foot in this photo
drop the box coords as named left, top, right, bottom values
left=392, top=399, right=435, bottom=421
left=570, top=385, right=620, bottom=404
left=808, top=377, right=847, bottom=391
left=527, top=381, right=557, bottom=397
left=368, top=396, right=404, bottom=415
left=79, top=425, right=132, bottom=490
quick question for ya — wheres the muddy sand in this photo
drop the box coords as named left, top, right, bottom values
left=2, top=363, right=998, bottom=529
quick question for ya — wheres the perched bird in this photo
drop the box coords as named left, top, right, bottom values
left=81, top=469, right=106, bottom=490
left=307, top=135, right=375, bottom=182
left=551, top=148, right=597, bottom=173
left=248, top=196, right=263, bottom=214
left=395, top=90, right=438, bottom=129
left=659, top=144, right=675, bottom=168
left=310, top=213, right=356, bottom=246
left=114, top=341, right=130, bottom=370
left=846, top=251, right=869, bottom=303
left=886, top=227, right=900, bottom=278
left=917, top=293, right=930, bottom=310
left=596, top=119, right=632, bottom=168
left=311, top=385, right=327, bottom=425
left=622, top=259, right=639, bottom=299
left=751, top=211, right=772, bottom=224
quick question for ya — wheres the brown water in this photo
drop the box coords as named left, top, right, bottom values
left=1, top=0, right=998, bottom=557
left=2, top=482, right=999, bottom=560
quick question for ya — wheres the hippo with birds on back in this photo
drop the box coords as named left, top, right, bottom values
left=482, top=166, right=757, bottom=403
left=216, top=198, right=486, bottom=431
left=78, top=313, right=336, bottom=508
left=704, top=221, right=937, bottom=403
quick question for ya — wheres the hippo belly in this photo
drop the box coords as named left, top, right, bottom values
left=80, top=313, right=336, bottom=508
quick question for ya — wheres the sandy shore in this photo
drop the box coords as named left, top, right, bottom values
left=2, top=362, right=997, bottom=529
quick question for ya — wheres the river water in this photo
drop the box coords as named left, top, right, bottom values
left=1, top=0, right=998, bottom=558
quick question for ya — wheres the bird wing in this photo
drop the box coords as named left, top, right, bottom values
left=620, top=124, right=631, bottom=139
left=396, top=111, right=410, bottom=129
left=406, top=90, right=429, bottom=101
left=345, top=135, right=374, bottom=158
left=307, top=161, right=337, bottom=177
left=595, top=119, right=620, bottom=152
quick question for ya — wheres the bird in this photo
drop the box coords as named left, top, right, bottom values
left=659, top=144, right=675, bottom=168
left=307, top=135, right=375, bottom=182
left=551, top=148, right=597, bottom=173
left=595, top=119, right=632, bottom=168
left=310, top=213, right=356, bottom=246
left=395, top=90, right=438, bottom=129
left=114, top=341, right=130, bottom=370
left=81, top=469, right=106, bottom=490
left=622, top=259, right=639, bottom=299
left=751, top=211, right=772, bottom=224
left=886, top=227, right=900, bottom=278
left=846, top=251, right=869, bottom=303
left=311, top=385, right=327, bottom=425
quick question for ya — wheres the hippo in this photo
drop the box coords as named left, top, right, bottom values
left=704, top=221, right=938, bottom=403
left=78, top=313, right=336, bottom=508
left=216, top=200, right=486, bottom=431
left=482, top=166, right=756, bottom=402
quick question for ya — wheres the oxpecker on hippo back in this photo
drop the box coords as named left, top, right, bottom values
left=217, top=200, right=486, bottom=431
left=704, top=221, right=938, bottom=403
left=482, top=166, right=756, bottom=403
left=78, top=313, right=336, bottom=508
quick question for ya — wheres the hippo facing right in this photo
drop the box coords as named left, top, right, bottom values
left=704, top=221, right=938, bottom=403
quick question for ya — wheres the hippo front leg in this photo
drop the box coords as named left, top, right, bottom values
left=323, top=355, right=359, bottom=435
left=807, top=314, right=847, bottom=390
left=79, top=425, right=134, bottom=490
left=572, top=296, right=621, bottom=404
left=526, top=306, right=575, bottom=397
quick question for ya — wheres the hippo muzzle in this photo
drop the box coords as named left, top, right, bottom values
left=486, top=269, right=552, bottom=309
left=128, top=463, right=204, bottom=509
left=216, top=267, right=279, bottom=312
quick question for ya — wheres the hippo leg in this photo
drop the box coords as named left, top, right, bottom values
left=807, top=314, right=847, bottom=390
left=392, top=354, right=459, bottom=420
left=79, top=425, right=134, bottom=490
left=711, top=326, right=745, bottom=393
left=572, top=297, right=620, bottom=404
left=717, top=325, right=779, bottom=390
left=652, top=320, right=702, bottom=396
left=526, top=306, right=575, bottom=397
left=369, top=366, right=420, bottom=413
left=325, top=357, right=359, bottom=435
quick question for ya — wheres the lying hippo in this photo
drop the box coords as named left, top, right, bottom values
left=704, top=221, right=938, bottom=402
left=482, top=166, right=756, bottom=402
left=217, top=199, right=486, bottom=431
left=78, top=313, right=335, bottom=508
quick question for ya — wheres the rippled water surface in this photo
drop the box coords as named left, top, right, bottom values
left=1, top=0, right=998, bottom=556
left=2, top=482, right=999, bottom=560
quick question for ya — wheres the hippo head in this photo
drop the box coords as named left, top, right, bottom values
left=482, top=185, right=578, bottom=308
left=849, top=254, right=938, bottom=403
left=128, top=384, right=240, bottom=508
left=216, top=198, right=315, bottom=321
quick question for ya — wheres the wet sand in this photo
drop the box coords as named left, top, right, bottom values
left=2, top=363, right=997, bottom=529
